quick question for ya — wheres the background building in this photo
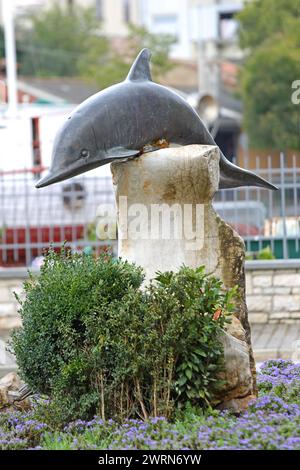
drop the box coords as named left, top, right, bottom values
left=1, top=0, right=244, bottom=60
left=0, top=0, right=246, bottom=167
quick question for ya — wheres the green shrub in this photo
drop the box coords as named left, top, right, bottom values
left=12, top=249, right=236, bottom=424
left=246, top=246, right=276, bottom=260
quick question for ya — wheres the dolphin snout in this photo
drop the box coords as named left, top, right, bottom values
left=36, top=152, right=106, bottom=188
left=36, top=168, right=69, bottom=188
left=35, top=172, right=59, bottom=188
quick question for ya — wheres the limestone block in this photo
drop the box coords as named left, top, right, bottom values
left=217, top=394, right=256, bottom=413
left=0, top=303, right=15, bottom=317
left=0, top=316, right=21, bottom=330
left=10, top=286, right=24, bottom=300
left=226, top=316, right=247, bottom=342
left=245, top=273, right=253, bottom=294
left=263, top=287, right=291, bottom=295
left=247, top=295, right=272, bottom=313
left=253, top=275, right=272, bottom=287
left=249, top=312, right=268, bottom=323
left=111, top=144, right=256, bottom=409
left=5, top=279, right=25, bottom=288
left=252, top=287, right=263, bottom=294
left=273, top=295, right=300, bottom=312
left=273, top=273, right=300, bottom=287
left=0, top=372, right=30, bottom=410
left=290, top=311, right=300, bottom=319
left=250, top=270, right=274, bottom=276
left=0, top=371, right=21, bottom=390
left=112, top=145, right=220, bottom=278
left=270, top=312, right=291, bottom=319
left=271, top=270, right=295, bottom=275
left=0, top=287, right=12, bottom=302
left=216, top=332, right=253, bottom=402
left=280, top=318, right=300, bottom=324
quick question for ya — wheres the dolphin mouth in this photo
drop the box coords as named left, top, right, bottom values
left=36, top=168, right=71, bottom=188
left=36, top=159, right=105, bottom=188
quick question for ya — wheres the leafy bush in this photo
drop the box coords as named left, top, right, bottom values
left=246, top=246, right=276, bottom=260
left=12, top=250, right=235, bottom=423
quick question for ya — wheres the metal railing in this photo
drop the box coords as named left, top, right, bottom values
left=0, top=168, right=117, bottom=267
left=0, top=153, right=299, bottom=266
left=214, top=153, right=300, bottom=259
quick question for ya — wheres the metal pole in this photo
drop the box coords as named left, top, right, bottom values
left=2, top=0, right=18, bottom=117
left=280, top=152, right=288, bottom=259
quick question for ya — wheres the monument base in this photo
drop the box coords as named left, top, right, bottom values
left=111, top=144, right=256, bottom=409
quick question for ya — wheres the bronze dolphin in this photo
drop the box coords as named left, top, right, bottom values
left=36, top=49, right=277, bottom=190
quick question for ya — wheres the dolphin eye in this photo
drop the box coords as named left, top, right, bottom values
left=80, top=149, right=90, bottom=158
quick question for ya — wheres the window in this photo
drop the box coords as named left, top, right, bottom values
left=152, top=14, right=178, bottom=36
left=123, top=0, right=130, bottom=23
left=219, top=12, right=238, bottom=41
left=96, top=0, right=103, bottom=21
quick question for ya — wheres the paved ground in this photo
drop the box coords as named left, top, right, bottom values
left=251, top=323, right=300, bottom=362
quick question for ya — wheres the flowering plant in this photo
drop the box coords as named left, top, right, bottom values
left=0, top=360, right=299, bottom=450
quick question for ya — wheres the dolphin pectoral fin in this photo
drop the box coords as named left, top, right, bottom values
left=106, top=147, right=140, bottom=160
left=219, top=155, right=278, bottom=190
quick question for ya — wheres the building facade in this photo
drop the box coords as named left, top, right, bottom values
left=0, top=0, right=247, bottom=161
left=1, top=0, right=245, bottom=60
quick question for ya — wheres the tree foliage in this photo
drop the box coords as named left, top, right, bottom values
left=238, top=0, right=300, bottom=50
left=15, top=2, right=175, bottom=88
left=237, top=0, right=300, bottom=150
left=0, top=26, right=4, bottom=58
left=79, top=24, right=175, bottom=88
left=16, top=2, right=108, bottom=77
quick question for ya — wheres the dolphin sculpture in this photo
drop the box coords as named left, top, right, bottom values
left=36, top=49, right=277, bottom=190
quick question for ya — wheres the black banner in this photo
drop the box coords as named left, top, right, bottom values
left=0, top=450, right=297, bottom=466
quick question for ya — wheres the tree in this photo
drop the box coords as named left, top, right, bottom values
left=16, top=2, right=109, bottom=76
left=78, top=24, right=175, bottom=89
left=238, top=0, right=300, bottom=49
left=81, top=25, right=174, bottom=88
left=237, top=0, right=300, bottom=150
left=0, top=26, right=4, bottom=58
left=80, top=25, right=174, bottom=88
left=15, top=2, right=175, bottom=88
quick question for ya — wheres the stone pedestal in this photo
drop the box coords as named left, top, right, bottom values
left=111, top=144, right=256, bottom=409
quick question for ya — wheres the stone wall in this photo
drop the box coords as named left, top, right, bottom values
left=246, top=260, right=300, bottom=323
left=0, top=262, right=300, bottom=335
left=0, top=270, right=26, bottom=335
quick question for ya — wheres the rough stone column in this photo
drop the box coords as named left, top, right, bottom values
left=111, top=144, right=256, bottom=410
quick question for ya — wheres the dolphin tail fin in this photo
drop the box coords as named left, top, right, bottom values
left=219, top=154, right=278, bottom=190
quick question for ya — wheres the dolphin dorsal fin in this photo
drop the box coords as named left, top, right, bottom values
left=126, top=48, right=152, bottom=82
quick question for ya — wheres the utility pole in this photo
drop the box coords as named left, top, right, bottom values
left=2, top=0, right=18, bottom=117
left=67, top=0, right=74, bottom=14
